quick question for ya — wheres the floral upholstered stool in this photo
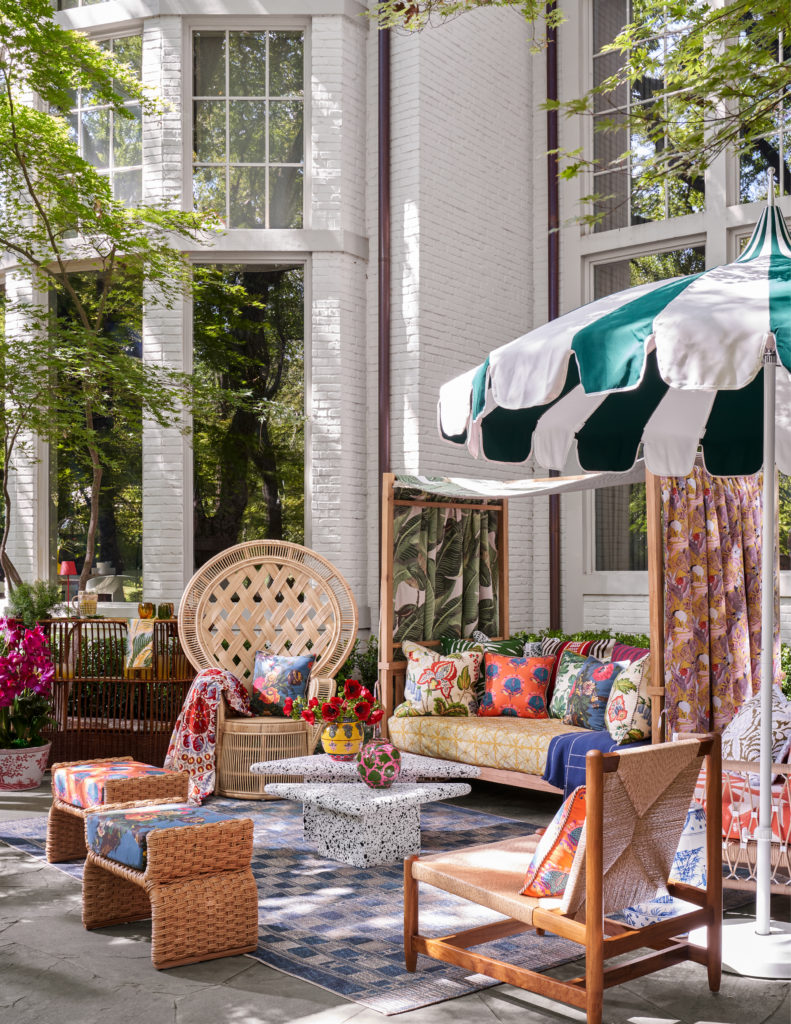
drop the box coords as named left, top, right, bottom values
left=46, top=756, right=190, bottom=863
left=82, top=799, right=258, bottom=970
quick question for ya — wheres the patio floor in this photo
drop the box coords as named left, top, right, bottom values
left=1, top=780, right=789, bottom=1024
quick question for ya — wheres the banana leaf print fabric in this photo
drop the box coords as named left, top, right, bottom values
left=392, top=501, right=498, bottom=642
left=165, top=667, right=251, bottom=803
left=125, top=618, right=156, bottom=669
left=478, top=654, right=553, bottom=719
left=662, top=468, right=780, bottom=735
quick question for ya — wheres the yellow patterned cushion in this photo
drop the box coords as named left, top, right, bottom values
left=388, top=714, right=587, bottom=776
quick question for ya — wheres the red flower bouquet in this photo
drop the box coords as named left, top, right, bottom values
left=284, top=678, right=384, bottom=727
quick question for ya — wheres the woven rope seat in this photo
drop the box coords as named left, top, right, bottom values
left=179, top=541, right=358, bottom=798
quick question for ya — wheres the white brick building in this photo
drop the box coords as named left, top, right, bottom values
left=5, top=0, right=790, bottom=639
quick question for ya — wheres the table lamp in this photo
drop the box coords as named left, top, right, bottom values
left=58, top=560, right=77, bottom=610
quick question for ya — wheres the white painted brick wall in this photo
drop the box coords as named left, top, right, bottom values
left=141, top=18, right=188, bottom=601
left=584, top=595, right=651, bottom=635
left=4, top=273, right=49, bottom=584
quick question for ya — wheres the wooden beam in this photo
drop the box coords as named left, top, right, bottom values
left=379, top=472, right=396, bottom=740
left=645, top=469, right=665, bottom=743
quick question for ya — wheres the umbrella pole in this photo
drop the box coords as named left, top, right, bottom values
left=756, top=341, right=776, bottom=936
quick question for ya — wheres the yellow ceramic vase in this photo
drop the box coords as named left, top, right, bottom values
left=321, top=719, right=364, bottom=761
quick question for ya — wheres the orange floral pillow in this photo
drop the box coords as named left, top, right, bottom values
left=520, top=786, right=586, bottom=897
left=478, top=654, right=553, bottom=718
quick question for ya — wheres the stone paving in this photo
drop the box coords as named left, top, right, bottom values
left=1, top=780, right=789, bottom=1024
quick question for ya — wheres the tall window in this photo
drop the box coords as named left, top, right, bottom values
left=593, top=245, right=705, bottom=570
left=67, top=35, right=142, bottom=205
left=591, top=0, right=704, bottom=231
left=192, top=265, right=305, bottom=570
left=192, top=31, right=304, bottom=229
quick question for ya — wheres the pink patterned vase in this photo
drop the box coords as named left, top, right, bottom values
left=0, top=743, right=51, bottom=791
left=356, top=739, right=402, bottom=789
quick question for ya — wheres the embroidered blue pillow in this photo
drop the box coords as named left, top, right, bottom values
left=250, top=651, right=316, bottom=716
left=561, top=655, right=625, bottom=731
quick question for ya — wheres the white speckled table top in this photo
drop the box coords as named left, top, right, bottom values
left=263, top=781, right=472, bottom=811
left=249, top=752, right=481, bottom=781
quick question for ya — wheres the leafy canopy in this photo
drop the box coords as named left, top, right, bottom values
left=371, top=1, right=791, bottom=220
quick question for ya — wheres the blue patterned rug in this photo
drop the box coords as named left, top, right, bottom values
left=0, top=799, right=585, bottom=1014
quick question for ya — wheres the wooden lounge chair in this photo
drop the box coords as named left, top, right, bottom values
left=404, top=736, right=722, bottom=1024
left=178, top=540, right=358, bottom=798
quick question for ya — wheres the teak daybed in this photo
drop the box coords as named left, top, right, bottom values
left=378, top=469, right=667, bottom=794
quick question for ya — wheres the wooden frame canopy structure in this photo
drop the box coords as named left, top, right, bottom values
left=379, top=466, right=666, bottom=786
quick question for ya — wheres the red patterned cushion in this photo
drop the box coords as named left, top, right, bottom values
left=611, top=642, right=650, bottom=664
left=53, top=760, right=175, bottom=809
left=478, top=654, right=553, bottom=719
left=694, top=765, right=791, bottom=843
left=521, top=786, right=586, bottom=897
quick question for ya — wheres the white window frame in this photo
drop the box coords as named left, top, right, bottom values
left=185, top=17, right=310, bottom=233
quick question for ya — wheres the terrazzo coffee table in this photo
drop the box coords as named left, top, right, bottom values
left=250, top=751, right=481, bottom=783
left=263, top=781, right=472, bottom=867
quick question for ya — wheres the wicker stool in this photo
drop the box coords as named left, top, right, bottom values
left=47, top=757, right=190, bottom=863
left=82, top=799, right=258, bottom=969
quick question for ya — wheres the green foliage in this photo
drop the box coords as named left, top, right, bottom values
left=781, top=642, right=791, bottom=700
left=7, top=580, right=64, bottom=627
left=3, top=689, right=55, bottom=747
left=339, top=635, right=379, bottom=694
left=510, top=626, right=651, bottom=649
left=371, top=1, right=791, bottom=224
left=0, top=0, right=220, bottom=588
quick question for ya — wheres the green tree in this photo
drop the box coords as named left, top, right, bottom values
left=372, top=2, right=791, bottom=221
left=191, top=265, right=305, bottom=567
left=0, top=0, right=215, bottom=590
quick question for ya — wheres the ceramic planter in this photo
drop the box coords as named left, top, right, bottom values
left=0, top=742, right=51, bottom=790
left=321, top=720, right=364, bottom=761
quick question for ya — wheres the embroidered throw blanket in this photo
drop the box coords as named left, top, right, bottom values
left=165, top=668, right=251, bottom=802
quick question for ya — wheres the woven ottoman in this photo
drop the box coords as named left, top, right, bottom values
left=82, top=799, right=258, bottom=969
left=47, top=757, right=190, bottom=863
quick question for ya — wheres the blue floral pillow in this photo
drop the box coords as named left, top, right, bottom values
left=562, top=655, right=625, bottom=731
left=250, top=651, right=316, bottom=717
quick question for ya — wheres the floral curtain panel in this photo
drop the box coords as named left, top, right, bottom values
left=392, top=505, right=498, bottom=642
left=662, top=467, right=780, bottom=735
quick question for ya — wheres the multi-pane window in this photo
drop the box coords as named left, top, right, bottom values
left=591, top=0, right=704, bottom=231
left=67, top=35, right=142, bottom=205
left=592, top=245, right=706, bottom=571
left=192, top=31, right=304, bottom=229
left=56, top=0, right=106, bottom=8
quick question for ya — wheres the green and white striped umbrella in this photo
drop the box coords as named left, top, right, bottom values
left=439, top=203, right=791, bottom=478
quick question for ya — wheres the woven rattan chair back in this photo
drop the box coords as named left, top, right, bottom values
left=561, top=737, right=704, bottom=920
left=179, top=541, right=358, bottom=687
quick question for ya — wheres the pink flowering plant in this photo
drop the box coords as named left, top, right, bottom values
left=0, top=618, right=56, bottom=748
left=284, top=678, right=384, bottom=727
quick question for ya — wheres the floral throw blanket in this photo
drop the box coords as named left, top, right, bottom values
left=165, top=667, right=251, bottom=803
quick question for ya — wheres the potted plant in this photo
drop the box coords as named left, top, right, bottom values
left=284, top=679, right=384, bottom=761
left=0, top=618, right=56, bottom=790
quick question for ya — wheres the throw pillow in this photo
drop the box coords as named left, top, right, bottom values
left=548, top=651, right=588, bottom=719
left=721, top=686, right=791, bottom=763
left=523, top=640, right=544, bottom=658
left=439, top=637, right=485, bottom=656
left=477, top=654, right=554, bottom=719
left=401, top=640, right=482, bottom=716
left=471, top=629, right=526, bottom=656
left=520, top=786, right=586, bottom=897
left=611, top=642, right=650, bottom=664
left=249, top=652, right=316, bottom=716
left=604, top=653, right=652, bottom=745
left=562, top=656, right=625, bottom=731
left=541, top=636, right=615, bottom=697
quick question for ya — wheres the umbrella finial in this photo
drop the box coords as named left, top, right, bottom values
left=768, top=168, right=777, bottom=206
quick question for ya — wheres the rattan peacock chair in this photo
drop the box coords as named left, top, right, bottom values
left=178, top=541, right=358, bottom=798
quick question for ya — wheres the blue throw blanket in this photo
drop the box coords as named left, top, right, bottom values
left=542, top=730, right=649, bottom=797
